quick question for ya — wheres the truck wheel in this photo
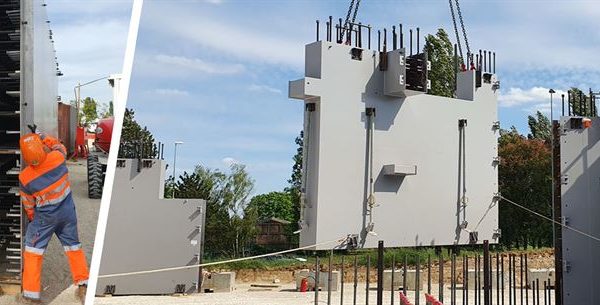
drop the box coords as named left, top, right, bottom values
left=88, top=155, right=103, bottom=199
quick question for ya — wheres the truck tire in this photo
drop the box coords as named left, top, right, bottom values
left=88, top=155, right=103, bottom=199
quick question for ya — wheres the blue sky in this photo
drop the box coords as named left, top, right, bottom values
left=127, top=0, right=600, bottom=196
left=47, top=0, right=132, bottom=112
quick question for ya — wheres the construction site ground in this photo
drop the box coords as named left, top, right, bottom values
left=0, top=161, right=98, bottom=305
left=95, top=250, right=555, bottom=305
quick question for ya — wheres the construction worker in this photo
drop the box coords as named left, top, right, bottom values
left=17, top=128, right=88, bottom=303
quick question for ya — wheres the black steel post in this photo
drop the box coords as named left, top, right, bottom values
left=403, top=255, right=408, bottom=295
left=353, top=255, right=358, bottom=305
left=525, top=254, right=529, bottom=305
left=502, top=254, right=505, bottom=305
left=513, top=255, right=517, bottom=305
left=399, top=24, right=403, bottom=49
left=497, top=253, right=500, bottom=305
left=416, top=255, right=421, bottom=305
left=316, top=20, right=320, bottom=41
left=521, top=254, right=524, bottom=305
left=392, top=25, right=397, bottom=50
left=509, top=255, right=512, bottom=305
left=561, top=94, right=565, bottom=116
left=451, top=254, right=456, bottom=305
left=315, top=256, right=320, bottom=305
left=428, top=254, right=432, bottom=294
left=409, top=29, right=413, bottom=55
left=416, top=27, right=420, bottom=53
left=341, top=256, right=344, bottom=305
left=391, top=255, right=395, bottom=305
left=439, top=252, right=444, bottom=303
left=329, top=16, right=333, bottom=42
left=484, top=241, right=490, bottom=305
left=376, top=241, right=384, bottom=305
left=328, top=252, right=333, bottom=305
left=366, top=255, right=370, bottom=305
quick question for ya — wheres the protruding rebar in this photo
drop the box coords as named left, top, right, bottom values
left=493, top=52, right=496, bottom=73
left=392, top=26, right=397, bottom=50
left=483, top=50, right=487, bottom=72
left=416, top=27, right=420, bottom=53
left=400, top=24, right=404, bottom=49
left=377, top=30, right=381, bottom=52
left=409, top=29, right=413, bottom=55
left=329, top=16, right=333, bottom=42
left=316, top=20, right=319, bottom=41
left=358, top=22, right=362, bottom=48
left=368, top=24, right=371, bottom=49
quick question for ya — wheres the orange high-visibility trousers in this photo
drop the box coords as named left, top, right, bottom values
left=22, top=251, right=43, bottom=300
left=66, top=248, right=89, bottom=285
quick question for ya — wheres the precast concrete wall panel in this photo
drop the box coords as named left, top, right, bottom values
left=290, top=41, right=500, bottom=249
left=96, top=159, right=206, bottom=296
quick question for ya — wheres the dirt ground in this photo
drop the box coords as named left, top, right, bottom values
left=95, top=250, right=556, bottom=305
left=0, top=161, right=99, bottom=305
left=94, top=282, right=556, bottom=305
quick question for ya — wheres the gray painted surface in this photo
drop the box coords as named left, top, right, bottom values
left=290, top=41, right=499, bottom=249
left=96, top=159, right=206, bottom=295
left=559, top=116, right=600, bottom=305
left=21, top=0, right=59, bottom=136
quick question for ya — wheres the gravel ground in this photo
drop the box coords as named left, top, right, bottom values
left=94, top=282, right=556, bottom=305
left=0, top=161, right=99, bottom=305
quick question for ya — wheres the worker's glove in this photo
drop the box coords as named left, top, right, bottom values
left=27, top=124, right=46, bottom=140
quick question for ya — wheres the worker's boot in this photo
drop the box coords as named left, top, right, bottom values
left=15, top=293, right=41, bottom=304
left=75, top=284, right=87, bottom=304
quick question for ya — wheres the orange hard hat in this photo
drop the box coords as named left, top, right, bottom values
left=20, top=133, right=47, bottom=167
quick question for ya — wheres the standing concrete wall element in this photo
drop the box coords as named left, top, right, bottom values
left=0, top=0, right=59, bottom=289
left=96, top=159, right=206, bottom=296
left=559, top=116, right=600, bottom=305
left=289, top=40, right=500, bottom=250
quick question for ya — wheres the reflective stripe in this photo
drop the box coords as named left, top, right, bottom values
left=22, top=162, right=68, bottom=194
left=42, top=188, right=71, bottom=206
left=25, top=246, right=45, bottom=255
left=64, top=244, right=82, bottom=252
left=36, top=179, right=71, bottom=206
left=23, top=290, right=41, bottom=300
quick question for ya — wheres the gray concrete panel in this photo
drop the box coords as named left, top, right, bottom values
left=291, top=41, right=499, bottom=249
left=96, top=159, right=206, bottom=295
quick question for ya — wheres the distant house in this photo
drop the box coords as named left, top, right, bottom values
left=256, top=217, right=291, bottom=248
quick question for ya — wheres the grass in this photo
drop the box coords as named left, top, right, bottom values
left=205, top=246, right=553, bottom=271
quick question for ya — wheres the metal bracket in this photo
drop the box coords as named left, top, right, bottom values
left=493, top=192, right=502, bottom=202
left=492, top=229, right=502, bottom=240
left=492, top=156, right=500, bottom=166
left=562, top=216, right=570, bottom=226
left=492, top=121, right=501, bottom=130
left=469, top=231, right=479, bottom=244
left=561, top=174, right=569, bottom=185
left=563, top=260, right=571, bottom=273
left=346, top=234, right=359, bottom=250
left=492, top=80, right=500, bottom=90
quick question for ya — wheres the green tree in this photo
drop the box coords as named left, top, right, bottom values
left=118, top=108, right=157, bottom=158
left=246, top=192, right=295, bottom=222
left=100, top=101, right=114, bottom=118
left=80, top=97, right=98, bottom=126
left=424, top=29, right=455, bottom=97
left=568, top=87, right=594, bottom=116
left=169, top=163, right=256, bottom=258
left=527, top=111, right=551, bottom=142
left=498, top=127, right=552, bottom=249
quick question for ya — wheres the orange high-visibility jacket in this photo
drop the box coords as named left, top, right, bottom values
left=18, top=136, right=69, bottom=220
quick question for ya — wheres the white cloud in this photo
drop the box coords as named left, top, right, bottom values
left=155, top=88, right=190, bottom=96
left=204, top=0, right=224, bottom=3
left=222, top=157, right=239, bottom=167
left=498, top=87, right=566, bottom=108
left=144, top=6, right=304, bottom=69
left=248, top=84, right=282, bottom=95
left=155, top=54, right=245, bottom=75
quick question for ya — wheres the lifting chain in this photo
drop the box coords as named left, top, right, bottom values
left=454, top=0, right=472, bottom=64
left=340, top=0, right=361, bottom=42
